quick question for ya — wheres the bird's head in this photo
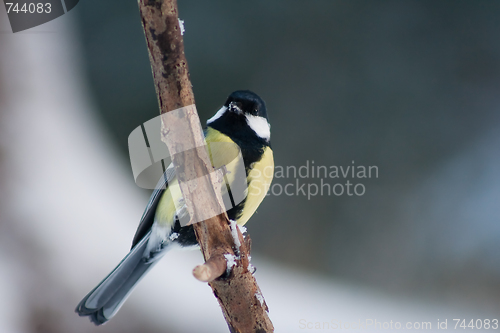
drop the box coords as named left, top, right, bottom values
left=207, top=90, right=270, bottom=142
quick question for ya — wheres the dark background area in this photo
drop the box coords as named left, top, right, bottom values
left=74, top=0, right=500, bottom=307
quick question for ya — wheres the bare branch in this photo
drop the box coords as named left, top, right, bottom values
left=137, top=0, right=274, bottom=332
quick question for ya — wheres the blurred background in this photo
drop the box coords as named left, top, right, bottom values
left=1, top=1, right=500, bottom=332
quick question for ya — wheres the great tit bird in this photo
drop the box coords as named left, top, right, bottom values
left=76, top=90, right=274, bottom=325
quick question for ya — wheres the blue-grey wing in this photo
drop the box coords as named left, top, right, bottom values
left=131, top=163, right=176, bottom=248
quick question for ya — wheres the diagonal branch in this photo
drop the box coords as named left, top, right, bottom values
left=137, top=1, right=274, bottom=332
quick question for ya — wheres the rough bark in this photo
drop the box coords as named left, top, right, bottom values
left=137, top=1, right=274, bottom=332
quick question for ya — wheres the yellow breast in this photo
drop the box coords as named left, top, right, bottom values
left=156, top=127, right=274, bottom=227
left=238, top=146, right=274, bottom=225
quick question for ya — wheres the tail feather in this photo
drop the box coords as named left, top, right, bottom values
left=76, top=231, right=161, bottom=325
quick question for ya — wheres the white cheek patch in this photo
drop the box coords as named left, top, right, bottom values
left=246, top=115, right=271, bottom=141
left=207, top=106, right=228, bottom=124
